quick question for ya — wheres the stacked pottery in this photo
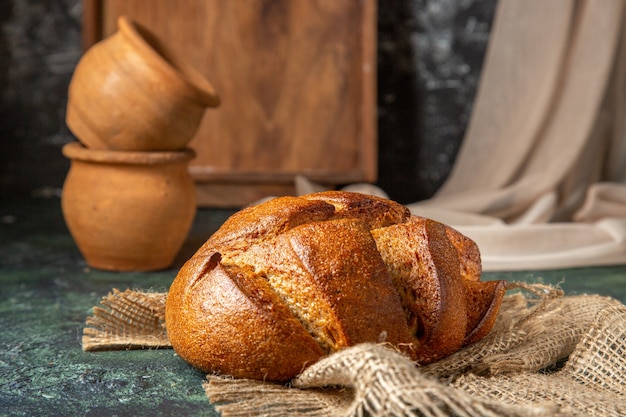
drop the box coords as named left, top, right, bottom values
left=62, top=16, right=220, bottom=271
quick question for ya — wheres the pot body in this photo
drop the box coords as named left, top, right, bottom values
left=66, top=16, right=219, bottom=151
left=61, top=143, right=197, bottom=271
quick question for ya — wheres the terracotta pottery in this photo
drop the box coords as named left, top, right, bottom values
left=66, top=16, right=220, bottom=151
left=61, top=142, right=197, bottom=271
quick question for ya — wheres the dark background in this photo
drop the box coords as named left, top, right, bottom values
left=0, top=0, right=496, bottom=204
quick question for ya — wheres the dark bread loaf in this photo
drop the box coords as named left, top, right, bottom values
left=165, top=191, right=506, bottom=381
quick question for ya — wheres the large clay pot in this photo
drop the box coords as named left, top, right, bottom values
left=66, top=16, right=220, bottom=151
left=61, top=142, right=197, bottom=271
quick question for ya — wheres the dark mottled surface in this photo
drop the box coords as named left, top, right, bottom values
left=377, top=0, right=496, bottom=203
left=484, top=268, right=626, bottom=303
left=1, top=196, right=625, bottom=416
left=2, top=2, right=626, bottom=415
left=0, top=0, right=82, bottom=199
left=0, top=196, right=232, bottom=417
left=0, top=0, right=496, bottom=203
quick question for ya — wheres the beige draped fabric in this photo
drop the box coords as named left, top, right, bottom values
left=405, top=0, right=626, bottom=271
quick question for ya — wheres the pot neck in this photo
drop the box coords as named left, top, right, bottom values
left=62, top=142, right=196, bottom=165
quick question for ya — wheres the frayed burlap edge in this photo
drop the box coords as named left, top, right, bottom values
left=83, top=284, right=626, bottom=416
left=82, top=288, right=169, bottom=351
left=203, top=284, right=626, bottom=417
left=203, top=343, right=560, bottom=417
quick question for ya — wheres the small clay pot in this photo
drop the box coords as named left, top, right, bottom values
left=66, top=16, right=220, bottom=151
left=61, top=142, right=197, bottom=271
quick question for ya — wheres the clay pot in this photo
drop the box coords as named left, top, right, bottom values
left=66, top=16, right=220, bottom=151
left=61, top=142, right=197, bottom=271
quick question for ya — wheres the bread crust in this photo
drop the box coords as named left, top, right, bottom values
left=165, top=252, right=325, bottom=381
left=165, top=191, right=506, bottom=381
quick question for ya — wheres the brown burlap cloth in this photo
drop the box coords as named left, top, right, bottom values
left=82, top=283, right=626, bottom=416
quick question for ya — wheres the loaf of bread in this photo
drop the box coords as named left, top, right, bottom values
left=165, top=191, right=506, bottom=381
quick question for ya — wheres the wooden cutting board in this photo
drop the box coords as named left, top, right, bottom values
left=83, top=0, right=377, bottom=207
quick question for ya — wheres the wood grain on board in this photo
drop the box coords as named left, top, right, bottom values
left=83, top=0, right=377, bottom=207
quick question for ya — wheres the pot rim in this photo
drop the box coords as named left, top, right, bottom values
left=118, top=16, right=221, bottom=108
left=62, top=142, right=196, bottom=165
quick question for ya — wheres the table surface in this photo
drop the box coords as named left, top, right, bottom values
left=1, top=196, right=625, bottom=417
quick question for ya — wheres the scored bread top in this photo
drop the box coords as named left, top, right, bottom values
left=165, top=191, right=506, bottom=381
